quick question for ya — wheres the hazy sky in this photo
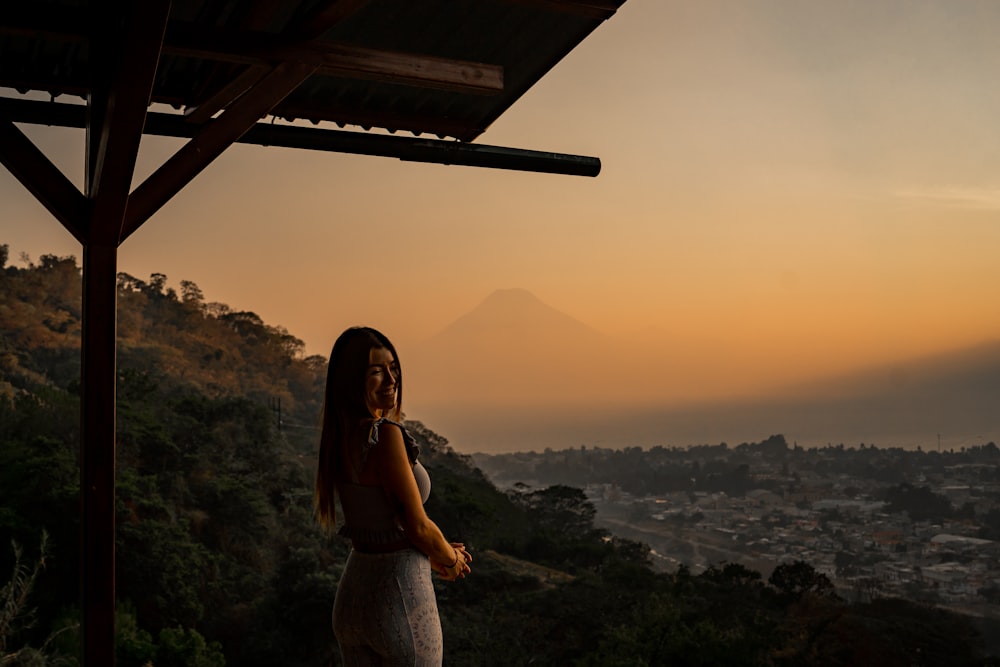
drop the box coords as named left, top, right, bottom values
left=3, top=0, right=1000, bottom=435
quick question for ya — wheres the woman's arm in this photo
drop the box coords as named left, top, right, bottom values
left=373, top=422, right=471, bottom=579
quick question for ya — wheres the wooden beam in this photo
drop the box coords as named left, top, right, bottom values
left=183, top=66, right=270, bottom=124
left=86, top=0, right=171, bottom=245
left=292, top=41, right=502, bottom=94
left=80, top=3, right=170, bottom=665
left=0, top=98, right=601, bottom=177
left=0, top=11, right=502, bottom=95
left=121, top=61, right=317, bottom=240
left=79, top=242, right=118, bottom=667
left=0, top=117, right=89, bottom=243
left=185, top=0, right=291, bottom=124
left=185, top=0, right=371, bottom=124
left=163, top=23, right=504, bottom=94
left=84, top=1, right=111, bottom=206
left=233, top=123, right=602, bottom=177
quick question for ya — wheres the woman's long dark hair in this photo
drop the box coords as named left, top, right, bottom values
left=314, top=326, right=402, bottom=530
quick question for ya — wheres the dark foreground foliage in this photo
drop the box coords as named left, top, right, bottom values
left=2, top=249, right=998, bottom=665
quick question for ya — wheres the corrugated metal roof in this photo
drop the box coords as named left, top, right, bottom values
left=0, top=0, right=625, bottom=141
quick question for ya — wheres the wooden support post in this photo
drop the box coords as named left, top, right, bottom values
left=80, top=242, right=118, bottom=666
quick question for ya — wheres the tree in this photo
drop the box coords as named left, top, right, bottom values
left=703, top=562, right=763, bottom=588
left=834, top=550, right=858, bottom=578
left=0, top=532, right=76, bottom=666
left=154, top=627, right=225, bottom=667
left=769, top=560, right=834, bottom=599
left=852, top=576, right=885, bottom=603
left=516, top=485, right=597, bottom=536
left=884, top=483, right=953, bottom=522
left=1, top=535, right=45, bottom=659
left=180, top=280, right=205, bottom=306
left=148, top=272, right=168, bottom=295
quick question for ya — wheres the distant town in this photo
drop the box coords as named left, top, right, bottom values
left=472, top=435, right=1000, bottom=621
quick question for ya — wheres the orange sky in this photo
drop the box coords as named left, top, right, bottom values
left=3, top=0, right=1000, bottom=439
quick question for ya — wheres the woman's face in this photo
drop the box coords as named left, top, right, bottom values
left=365, top=346, right=399, bottom=416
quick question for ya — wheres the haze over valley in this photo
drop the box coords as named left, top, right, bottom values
left=404, top=288, right=1000, bottom=453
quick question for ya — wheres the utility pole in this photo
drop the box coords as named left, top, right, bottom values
left=270, top=396, right=282, bottom=431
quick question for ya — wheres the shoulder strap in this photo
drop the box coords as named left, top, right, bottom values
left=367, top=417, right=421, bottom=464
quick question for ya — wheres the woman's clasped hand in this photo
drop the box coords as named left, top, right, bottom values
left=433, top=542, right=473, bottom=580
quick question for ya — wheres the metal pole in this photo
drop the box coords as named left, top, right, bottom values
left=80, top=242, right=117, bottom=666
left=0, top=99, right=603, bottom=178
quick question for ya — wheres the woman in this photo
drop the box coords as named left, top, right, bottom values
left=315, top=326, right=471, bottom=666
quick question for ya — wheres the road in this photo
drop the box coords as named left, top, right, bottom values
left=598, top=517, right=776, bottom=576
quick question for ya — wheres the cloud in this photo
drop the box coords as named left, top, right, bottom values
left=893, top=185, right=1000, bottom=211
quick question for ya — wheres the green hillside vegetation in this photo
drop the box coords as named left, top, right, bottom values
left=2, top=246, right=998, bottom=666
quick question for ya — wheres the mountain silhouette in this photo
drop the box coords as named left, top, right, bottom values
left=431, top=288, right=606, bottom=345
left=405, top=288, right=623, bottom=407
left=402, top=288, right=1000, bottom=451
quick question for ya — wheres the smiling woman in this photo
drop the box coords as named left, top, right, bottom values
left=365, top=347, right=401, bottom=415
left=314, top=326, right=471, bottom=666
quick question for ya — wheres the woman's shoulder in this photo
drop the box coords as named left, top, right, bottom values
left=369, top=417, right=420, bottom=462
left=367, top=415, right=401, bottom=443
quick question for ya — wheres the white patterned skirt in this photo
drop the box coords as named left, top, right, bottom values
left=333, top=547, right=443, bottom=666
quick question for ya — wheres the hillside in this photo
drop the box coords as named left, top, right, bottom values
left=2, top=246, right=998, bottom=666
left=0, top=250, right=655, bottom=665
left=3, top=253, right=325, bottom=428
